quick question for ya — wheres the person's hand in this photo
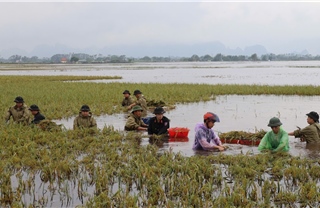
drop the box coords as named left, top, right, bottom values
left=217, top=146, right=225, bottom=151
left=127, top=106, right=131, bottom=110
left=222, top=145, right=228, bottom=149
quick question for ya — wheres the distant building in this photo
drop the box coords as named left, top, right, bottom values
left=61, top=57, right=67, bottom=63
left=77, top=59, right=88, bottom=64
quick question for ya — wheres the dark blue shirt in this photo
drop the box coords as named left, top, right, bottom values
left=32, top=112, right=45, bottom=124
left=148, top=116, right=170, bottom=135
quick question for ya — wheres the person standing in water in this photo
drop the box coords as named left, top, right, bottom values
left=193, top=112, right=225, bottom=151
left=258, top=117, right=289, bottom=152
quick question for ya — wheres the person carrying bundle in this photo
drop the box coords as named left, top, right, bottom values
left=288, top=111, right=320, bottom=143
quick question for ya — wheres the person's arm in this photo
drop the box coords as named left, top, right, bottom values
left=90, top=117, right=97, bottom=129
left=147, top=119, right=153, bottom=134
left=125, top=116, right=141, bottom=130
left=289, top=126, right=313, bottom=142
left=140, top=119, right=148, bottom=128
left=127, top=102, right=136, bottom=109
left=197, top=129, right=224, bottom=151
left=121, top=98, right=126, bottom=107
left=258, top=133, right=269, bottom=152
left=288, top=129, right=306, bottom=142
left=212, top=130, right=223, bottom=146
left=137, top=126, right=147, bottom=131
left=4, top=108, right=12, bottom=123
left=288, top=129, right=299, bottom=137
left=199, top=138, right=224, bottom=151
left=73, top=117, right=79, bottom=130
left=140, top=98, right=147, bottom=109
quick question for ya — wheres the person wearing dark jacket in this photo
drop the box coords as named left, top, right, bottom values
left=148, top=107, right=170, bottom=136
left=29, top=104, right=46, bottom=124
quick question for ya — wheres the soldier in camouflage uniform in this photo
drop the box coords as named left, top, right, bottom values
left=125, top=105, right=148, bottom=131
left=288, top=111, right=320, bottom=143
left=121, top=90, right=133, bottom=107
left=127, top=90, right=148, bottom=117
left=5, top=96, right=31, bottom=125
left=73, top=105, right=97, bottom=130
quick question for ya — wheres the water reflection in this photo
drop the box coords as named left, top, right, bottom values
left=53, top=95, right=320, bottom=158
left=1, top=61, right=320, bottom=85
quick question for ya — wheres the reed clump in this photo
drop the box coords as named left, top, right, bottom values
left=219, top=130, right=266, bottom=141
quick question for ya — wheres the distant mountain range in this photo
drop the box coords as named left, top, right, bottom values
left=0, top=41, right=310, bottom=59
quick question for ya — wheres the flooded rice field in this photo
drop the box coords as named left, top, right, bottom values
left=53, top=95, right=320, bottom=158
left=3, top=62, right=320, bottom=207
left=1, top=61, right=320, bottom=85
left=2, top=61, right=320, bottom=158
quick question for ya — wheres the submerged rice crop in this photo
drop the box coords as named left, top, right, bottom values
left=1, top=125, right=320, bottom=207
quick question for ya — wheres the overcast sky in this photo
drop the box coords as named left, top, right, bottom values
left=1, top=1, right=320, bottom=57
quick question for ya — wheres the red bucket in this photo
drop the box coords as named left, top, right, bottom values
left=168, top=127, right=190, bottom=138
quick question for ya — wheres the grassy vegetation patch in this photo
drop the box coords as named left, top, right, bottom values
left=2, top=75, right=320, bottom=119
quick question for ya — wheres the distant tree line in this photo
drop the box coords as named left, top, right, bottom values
left=1, top=52, right=320, bottom=64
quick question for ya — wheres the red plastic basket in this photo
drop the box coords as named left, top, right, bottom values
left=168, top=137, right=189, bottom=142
left=168, top=127, right=190, bottom=138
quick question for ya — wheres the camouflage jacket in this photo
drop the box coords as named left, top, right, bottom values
left=73, top=113, right=97, bottom=130
left=122, top=96, right=133, bottom=107
left=5, top=104, right=31, bottom=125
left=125, top=113, right=147, bottom=131
left=135, top=96, right=148, bottom=117
left=293, top=123, right=320, bottom=143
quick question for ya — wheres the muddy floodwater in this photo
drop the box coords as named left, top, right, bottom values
left=53, top=94, right=320, bottom=159
left=3, top=62, right=320, bottom=207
